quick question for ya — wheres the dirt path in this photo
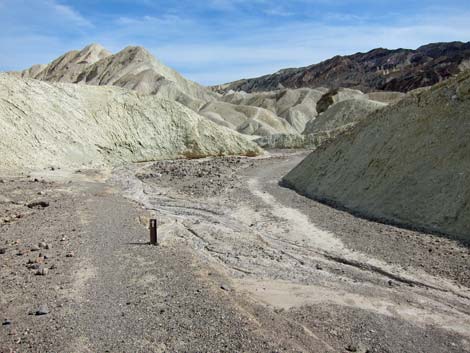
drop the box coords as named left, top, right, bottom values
left=0, top=170, right=331, bottom=352
left=120, top=151, right=470, bottom=352
left=1, top=152, right=470, bottom=352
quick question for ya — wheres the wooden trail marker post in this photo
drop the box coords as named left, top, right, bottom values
left=150, top=219, right=158, bottom=245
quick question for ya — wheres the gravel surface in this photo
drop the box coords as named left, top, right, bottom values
left=0, top=172, right=328, bottom=352
left=134, top=151, right=470, bottom=352
left=252, top=154, right=470, bottom=288
left=140, top=152, right=470, bottom=288
left=137, top=157, right=253, bottom=198
left=1, top=152, right=470, bottom=352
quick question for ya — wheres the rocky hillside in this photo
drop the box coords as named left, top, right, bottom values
left=14, top=44, right=328, bottom=137
left=199, top=101, right=297, bottom=136
left=303, top=98, right=386, bottom=135
left=0, top=74, right=261, bottom=171
left=282, top=70, right=470, bottom=241
left=221, top=88, right=327, bottom=133
left=214, top=41, right=470, bottom=93
left=12, top=44, right=217, bottom=111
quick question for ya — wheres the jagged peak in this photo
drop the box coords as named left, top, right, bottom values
left=79, top=43, right=109, bottom=54
left=109, top=45, right=156, bottom=64
left=121, top=45, right=152, bottom=55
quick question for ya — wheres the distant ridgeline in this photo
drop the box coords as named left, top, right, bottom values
left=212, top=41, right=470, bottom=93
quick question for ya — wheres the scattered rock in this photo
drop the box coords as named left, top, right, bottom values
left=27, top=263, right=41, bottom=270
left=35, top=305, right=49, bottom=316
left=27, top=201, right=49, bottom=209
left=35, top=267, right=49, bottom=276
left=315, top=264, right=323, bottom=270
left=0, top=248, right=6, bottom=254
left=28, top=256, right=44, bottom=264
left=2, top=319, right=12, bottom=326
left=30, top=245, right=40, bottom=252
left=220, top=284, right=231, bottom=291
left=38, top=242, right=49, bottom=249
left=65, top=251, right=74, bottom=257
left=346, top=344, right=358, bottom=352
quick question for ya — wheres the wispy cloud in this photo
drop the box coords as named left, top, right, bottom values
left=49, top=1, right=93, bottom=28
left=0, top=0, right=469, bottom=85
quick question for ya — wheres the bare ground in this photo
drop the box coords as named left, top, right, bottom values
left=1, top=151, right=470, bottom=352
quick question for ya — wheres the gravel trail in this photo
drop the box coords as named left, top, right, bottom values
left=124, top=151, right=470, bottom=352
left=1, top=152, right=470, bottom=352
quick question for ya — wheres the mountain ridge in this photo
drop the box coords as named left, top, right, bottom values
left=213, top=41, right=470, bottom=93
left=11, top=43, right=218, bottom=108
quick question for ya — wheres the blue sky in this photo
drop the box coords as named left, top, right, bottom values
left=0, top=0, right=469, bottom=85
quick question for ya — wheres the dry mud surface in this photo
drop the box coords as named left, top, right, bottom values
left=1, top=151, right=470, bottom=352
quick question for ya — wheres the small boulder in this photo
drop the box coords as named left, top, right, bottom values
left=220, top=284, right=231, bottom=291
left=27, top=201, right=49, bottom=209
left=35, top=267, right=48, bottom=276
left=27, top=263, right=41, bottom=270
left=35, top=305, right=49, bottom=316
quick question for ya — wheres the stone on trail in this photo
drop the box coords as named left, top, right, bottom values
left=30, top=245, right=40, bottom=252
left=35, top=305, right=49, bottom=316
left=35, top=267, right=49, bottom=276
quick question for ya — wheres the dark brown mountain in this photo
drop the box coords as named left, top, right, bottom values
left=213, top=41, right=470, bottom=93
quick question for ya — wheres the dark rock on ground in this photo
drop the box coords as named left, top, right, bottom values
left=35, top=305, right=49, bottom=316
left=27, top=201, right=49, bottom=209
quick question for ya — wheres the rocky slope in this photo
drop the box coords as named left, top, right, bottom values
left=221, top=88, right=328, bottom=133
left=13, top=44, right=217, bottom=111
left=214, top=41, right=470, bottom=93
left=15, top=44, right=323, bottom=136
left=199, top=101, right=297, bottom=136
left=0, top=74, right=261, bottom=171
left=16, top=43, right=112, bottom=83
left=254, top=89, right=391, bottom=149
left=282, top=70, right=470, bottom=241
left=304, top=98, right=386, bottom=134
